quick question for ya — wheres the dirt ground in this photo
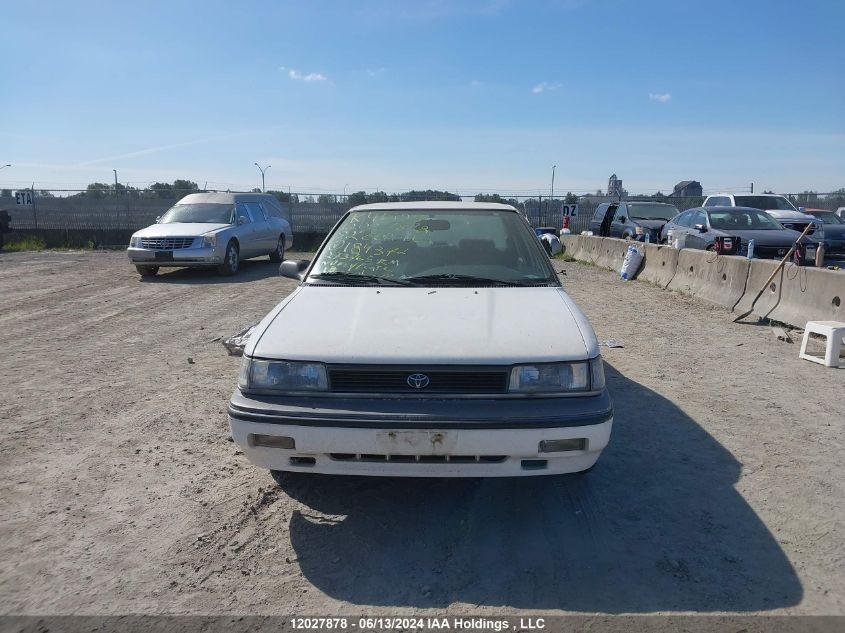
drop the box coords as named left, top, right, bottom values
left=0, top=250, right=843, bottom=616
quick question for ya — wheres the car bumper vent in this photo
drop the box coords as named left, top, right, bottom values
left=329, top=453, right=507, bottom=464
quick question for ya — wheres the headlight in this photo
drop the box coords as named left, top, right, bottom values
left=238, top=357, right=328, bottom=393
left=508, top=360, right=589, bottom=393
left=130, top=235, right=142, bottom=247
left=202, top=234, right=218, bottom=248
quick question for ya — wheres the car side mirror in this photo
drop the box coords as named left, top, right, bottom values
left=619, top=217, right=626, bottom=223
left=695, top=223, right=707, bottom=232
left=237, top=216, right=248, bottom=226
left=279, top=259, right=310, bottom=281
left=155, top=216, right=161, bottom=223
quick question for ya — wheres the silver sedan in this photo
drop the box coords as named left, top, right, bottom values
left=127, top=192, right=294, bottom=277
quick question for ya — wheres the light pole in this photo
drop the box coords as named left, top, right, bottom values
left=550, top=165, right=556, bottom=201
left=254, top=163, right=271, bottom=192
left=113, top=169, right=119, bottom=195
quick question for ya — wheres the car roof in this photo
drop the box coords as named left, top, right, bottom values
left=348, top=201, right=519, bottom=212
left=177, top=192, right=280, bottom=205
left=626, top=201, right=676, bottom=206
left=707, top=193, right=786, bottom=198
left=702, top=206, right=766, bottom=213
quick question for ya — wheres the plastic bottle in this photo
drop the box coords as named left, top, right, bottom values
left=747, top=239, right=755, bottom=260
left=644, top=233, right=650, bottom=244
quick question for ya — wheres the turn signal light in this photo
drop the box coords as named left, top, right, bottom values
left=249, top=434, right=295, bottom=449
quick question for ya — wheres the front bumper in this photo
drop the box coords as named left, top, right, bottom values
left=127, top=246, right=223, bottom=267
left=228, top=390, right=614, bottom=477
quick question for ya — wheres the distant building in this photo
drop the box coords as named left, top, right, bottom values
left=670, top=180, right=703, bottom=197
left=607, top=174, right=624, bottom=197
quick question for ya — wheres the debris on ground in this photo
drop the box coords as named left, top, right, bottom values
left=600, top=339, right=625, bottom=348
left=771, top=326, right=793, bottom=344
left=222, top=323, right=258, bottom=356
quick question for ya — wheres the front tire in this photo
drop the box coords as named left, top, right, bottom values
left=217, top=241, right=240, bottom=275
left=136, top=265, right=159, bottom=277
left=269, top=236, right=285, bottom=263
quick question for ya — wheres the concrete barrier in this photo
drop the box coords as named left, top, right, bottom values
left=637, top=243, right=680, bottom=288
left=594, top=238, right=630, bottom=271
left=666, top=250, right=751, bottom=310
left=734, top=260, right=845, bottom=328
left=578, top=235, right=604, bottom=264
left=560, top=235, right=581, bottom=259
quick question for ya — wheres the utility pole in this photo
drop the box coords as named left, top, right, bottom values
left=750, top=182, right=754, bottom=193
left=113, top=169, right=118, bottom=192
left=254, top=163, right=270, bottom=192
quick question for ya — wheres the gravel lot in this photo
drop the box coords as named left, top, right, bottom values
left=0, top=250, right=843, bottom=616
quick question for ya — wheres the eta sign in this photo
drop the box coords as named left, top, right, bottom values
left=15, top=191, right=33, bottom=205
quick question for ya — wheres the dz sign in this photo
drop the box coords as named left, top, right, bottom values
left=15, top=191, right=33, bottom=205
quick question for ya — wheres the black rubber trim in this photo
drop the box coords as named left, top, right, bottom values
left=227, top=404, right=612, bottom=429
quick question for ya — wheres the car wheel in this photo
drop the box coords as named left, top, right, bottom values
left=623, top=233, right=632, bottom=241
left=269, top=236, right=285, bottom=263
left=136, top=265, right=159, bottom=277
left=217, top=240, right=239, bottom=275
left=706, top=244, right=716, bottom=252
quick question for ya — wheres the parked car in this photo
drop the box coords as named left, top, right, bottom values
left=229, top=201, right=612, bottom=480
left=703, top=193, right=823, bottom=240
left=804, top=209, right=845, bottom=257
left=836, top=207, right=845, bottom=220
left=589, top=201, right=679, bottom=242
left=661, top=206, right=819, bottom=261
left=127, top=192, right=293, bottom=277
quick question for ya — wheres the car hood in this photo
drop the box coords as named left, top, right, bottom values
left=711, top=228, right=816, bottom=246
left=764, top=210, right=817, bottom=222
left=247, top=286, right=598, bottom=364
left=817, top=224, right=845, bottom=239
left=134, top=223, right=229, bottom=238
left=631, top=219, right=669, bottom=230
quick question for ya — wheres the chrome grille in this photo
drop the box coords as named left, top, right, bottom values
left=329, top=453, right=507, bottom=463
left=140, top=237, right=196, bottom=250
left=328, top=366, right=509, bottom=394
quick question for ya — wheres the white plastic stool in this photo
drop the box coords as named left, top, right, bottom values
left=799, top=321, right=845, bottom=368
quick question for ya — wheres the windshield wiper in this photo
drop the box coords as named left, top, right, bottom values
left=630, top=215, right=669, bottom=221
left=403, top=273, right=545, bottom=287
left=308, top=272, right=414, bottom=286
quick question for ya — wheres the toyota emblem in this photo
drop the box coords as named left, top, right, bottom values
left=407, top=373, right=430, bottom=389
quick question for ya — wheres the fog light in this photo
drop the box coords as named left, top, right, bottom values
left=539, top=438, right=587, bottom=453
left=250, top=434, right=295, bottom=449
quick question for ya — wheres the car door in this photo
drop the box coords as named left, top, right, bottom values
left=687, top=209, right=709, bottom=248
left=610, top=203, right=627, bottom=238
left=245, top=201, right=275, bottom=253
left=234, top=202, right=260, bottom=258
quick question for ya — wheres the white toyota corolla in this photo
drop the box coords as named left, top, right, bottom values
left=229, top=202, right=613, bottom=480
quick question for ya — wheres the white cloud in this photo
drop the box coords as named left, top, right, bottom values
left=532, top=81, right=561, bottom=94
left=649, top=92, right=672, bottom=103
left=280, top=66, right=329, bottom=82
left=366, top=67, right=385, bottom=77
left=469, top=80, right=483, bottom=87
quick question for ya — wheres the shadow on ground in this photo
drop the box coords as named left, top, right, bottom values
left=277, top=363, right=802, bottom=612
left=142, top=259, right=281, bottom=284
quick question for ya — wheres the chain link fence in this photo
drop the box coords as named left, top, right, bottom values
left=2, top=190, right=843, bottom=246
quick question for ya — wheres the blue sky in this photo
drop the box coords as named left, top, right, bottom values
left=1, top=0, right=843, bottom=196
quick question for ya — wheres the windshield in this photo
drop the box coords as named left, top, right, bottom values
left=626, top=203, right=679, bottom=221
left=159, top=203, right=234, bottom=224
left=807, top=211, right=843, bottom=225
left=708, top=209, right=784, bottom=230
left=733, top=196, right=797, bottom=211
left=308, top=209, right=558, bottom=287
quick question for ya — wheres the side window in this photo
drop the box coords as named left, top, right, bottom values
left=236, top=202, right=253, bottom=224
left=704, top=198, right=715, bottom=207
left=259, top=202, right=276, bottom=220
left=690, top=209, right=707, bottom=227
left=593, top=204, right=608, bottom=221
left=244, top=202, right=265, bottom=221
left=614, top=204, right=627, bottom=222
left=676, top=211, right=692, bottom=226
